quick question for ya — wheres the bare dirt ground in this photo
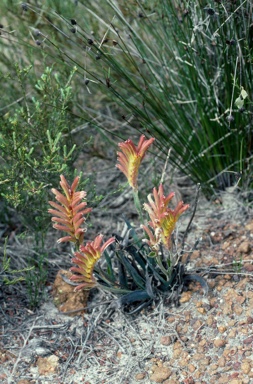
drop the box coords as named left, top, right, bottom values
left=1, top=151, right=253, bottom=384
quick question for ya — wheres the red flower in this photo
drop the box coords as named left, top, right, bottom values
left=48, top=175, right=91, bottom=245
left=70, top=235, right=115, bottom=290
left=116, top=135, right=155, bottom=190
left=142, top=184, right=189, bottom=250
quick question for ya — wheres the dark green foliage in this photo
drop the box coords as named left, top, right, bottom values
left=94, top=223, right=208, bottom=314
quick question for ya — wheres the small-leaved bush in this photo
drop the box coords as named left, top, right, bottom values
left=0, top=63, right=92, bottom=306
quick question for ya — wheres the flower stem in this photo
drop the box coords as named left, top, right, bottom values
left=133, top=190, right=144, bottom=224
left=156, top=252, right=171, bottom=278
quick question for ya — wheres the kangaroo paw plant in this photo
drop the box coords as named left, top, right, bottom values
left=49, top=135, right=208, bottom=314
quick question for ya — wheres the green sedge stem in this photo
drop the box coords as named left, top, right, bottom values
left=156, top=252, right=171, bottom=278
left=133, top=190, right=144, bottom=224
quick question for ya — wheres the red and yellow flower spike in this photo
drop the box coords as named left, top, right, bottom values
left=116, top=135, right=155, bottom=190
left=48, top=175, right=92, bottom=245
left=69, top=234, right=115, bottom=290
left=142, top=184, right=189, bottom=251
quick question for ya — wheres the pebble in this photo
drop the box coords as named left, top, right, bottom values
left=214, top=338, right=227, bottom=348
left=150, top=366, right=172, bottom=383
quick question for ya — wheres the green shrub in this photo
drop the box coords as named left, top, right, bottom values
left=0, top=63, right=90, bottom=307
left=0, top=64, right=82, bottom=227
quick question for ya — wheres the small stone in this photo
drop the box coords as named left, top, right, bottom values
left=217, top=325, right=227, bottom=333
left=233, top=361, right=241, bottom=370
left=222, top=302, right=232, bottom=315
left=249, top=299, right=253, bottom=310
left=160, top=335, right=172, bottom=346
left=173, top=346, right=183, bottom=359
left=197, top=346, right=205, bottom=354
left=238, top=241, right=251, bottom=254
left=241, top=362, right=251, bottom=374
left=135, top=372, right=146, bottom=380
left=37, top=355, right=59, bottom=375
left=17, top=381, right=32, bottom=384
left=200, top=357, right=211, bottom=366
left=17, top=382, right=33, bottom=384
left=235, top=294, right=245, bottom=304
left=206, top=316, right=214, bottom=326
left=245, top=221, right=253, bottom=231
left=209, top=364, right=218, bottom=372
left=236, top=277, right=249, bottom=289
left=208, top=280, right=216, bottom=289
left=179, top=358, right=189, bottom=367
left=217, top=356, right=226, bottom=367
left=150, top=367, right=172, bottom=383
left=244, top=264, right=253, bottom=272
left=192, top=319, right=203, bottom=330
left=222, top=241, right=230, bottom=250
left=247, top=316, right=253, bottom=324
left=191, top=250, right=201, bottom=259
left=249, top=371, right=253, bottom=378
left=229, top=348, right=237, bottom=356
left=199, top=339, right=207, bottom=347
left=210, top=257, right=219, bottom=265
left=180, top=291, right=192, bottom=303
left=222, top=349, right=230, bottom=357
left=243, top=336, right=253, bottom=345
left=247, top=291, right=253, bottom=298
left=194, top=371, right=202, bottom=379
left=197, top=307, right=206, bottom=314
left=213, top=339, right=227, bottom=348
left=233, top=304, right=243, bottom=315
left=188, top=364, right=196, bottom=372
left=228, top=319, right=236, bottom=326
left=192, top=353, right=203, bottom=361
